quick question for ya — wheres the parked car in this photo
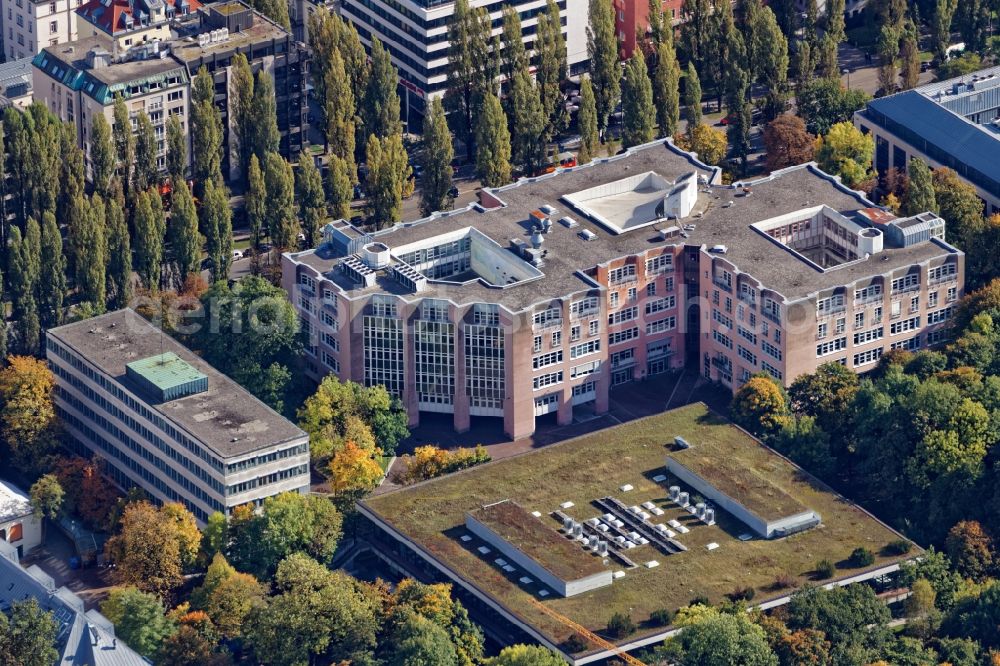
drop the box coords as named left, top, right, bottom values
left=232, top=250, right=244, bottom=261
left=448, top=185, right=460, bottom=198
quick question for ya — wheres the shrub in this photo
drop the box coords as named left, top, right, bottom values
left=688, top=595, right=711, bottom=607
left=885, top=539, right=913, bottom=556
left=648, top=608, right=673, bottom=626
left=563, top=633, right=589, bottom=653
left=727, top=586, right=756, bottom=602
left=849, top=547, right=876, bottom=567
left=607, top=612, right=636, bottom=639
left=771, top=573, right=796, bottom=590
left=815, top=559, right=835, bottom=579
left=403, top=444, right=492, bottom=483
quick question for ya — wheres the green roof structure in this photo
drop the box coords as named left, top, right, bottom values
left=125, top=352, right=208, bottom=402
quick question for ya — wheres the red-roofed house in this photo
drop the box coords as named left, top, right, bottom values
left=76, top=0, right=200, bottom=52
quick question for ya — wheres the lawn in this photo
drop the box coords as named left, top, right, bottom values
left=364, top=403, right=916, bottom=649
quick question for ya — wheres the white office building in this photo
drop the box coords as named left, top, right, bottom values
left=1, top=0, right=79, bottom=61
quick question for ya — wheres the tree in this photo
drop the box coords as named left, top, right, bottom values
left=104, top=501, right=185, bottom=596
left=191, top=553, right=266, bottom=639
left=0, top=598, right=59, bottom=666
left=168, top=179, right=201, bottom=279
left=444, top=0, right=493, bottom=160
left=363, top=38, right=402, bottom=139
left=90, top=114, right=115, bottom=197
left=29, top=474, right=63, bottom=520
left=298, top=373, right=409, bottom=463
left=323, top=49, right=356, bottom=175
left=622, top=53, right=655, bottom=148
left=134, top=110, right=158, bottom=192
left=365, top=133, right=411, bottom=230
left=264, top=153, right=299, bottom=250
left=500, top=6, right=528, bottom=83
left=754, top=6, right=790, bottom=121
left=877, top=24, right=901, bottom=95
left=933, top=0, right=958, bottom=60
left=293, top=152, right=325, bottom=250
left=201, top=178, right=233, bottom=283
left=327, top=441, right=384, bottom=497
left=945, top=520, right=995, bottom=581
left=796, top=78, right=872, bottom=135
left=37, top=213, right=66, bottom=329
left=191, top=66, right=223, bottom=188
left=687, top=123, right=727, bottom=166
left=100, top=587, right=176, bottom=659
left=815, top=122, right=875, bottom=191
left=250, top=71, right=280, bottom=166
left=732, top=374, right=790, bottom=436
left=933, top=167, right=984, bottom=249
left=476, top=93, right=512, bottom=187
left=776, top=628, right=832, bottom=666
left=105, top=197, right=132, bottom=309
left=156, top=625, right=231, bottom=666
left=785, top=585, right=891, bottom=662
left=247, top=0, right=289, bottom=29
left=70, top=194, right=106, bottom=309
left=246, top=553, right=378, bottom=665
left=941, top=581, right=1000, bottom=648
left=905, top=158, right=937, bottom=216
left=900, top=33, right=920, bottom=91
left=509, top=67, right=547, bottom=174
left=165, top=114, right=187, bottom=182
left=578, top=78, right=599, bottom=164
left=490, top=644, right=565, bottom=665
left=587, top=0, right=620, bottom=134
left=8, top=222, right=40, bottom=356
left=955, top=0, right=990, bottom=53
left=327, top=155, right=354, bottom=220
left=246, top=154, right=266, bottom=251
left=726, top=69, right=753, bottom=172
left=654, top=40, right=681, bottom=138
left=535, top=0, right=568, bottom=140
left=112, top=96, right=135, bottom=195
left=0, top=356, right=56, bottom=464
left=390, top=613, right=458, bottom=666
left=230, top=54, right=255, bottom=180
left=419, top=98, right=454, bottom=217
left=684, top=62, right=703, bottom=129
left=195, top=276, right=300, bottom=409
left=675, top=612, right=779, bottom=666
left=764, top=116, right=815, bottom=171
left=133, top=189, right=164, bottom=290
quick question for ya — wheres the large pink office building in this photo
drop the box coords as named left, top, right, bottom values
left=283, top=141, right=963, bottom=439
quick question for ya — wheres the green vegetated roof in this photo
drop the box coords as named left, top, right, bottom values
left=364, top=403, right=915, bottom=648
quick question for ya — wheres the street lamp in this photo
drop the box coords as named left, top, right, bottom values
left=842, top=67, right=852, bottom=90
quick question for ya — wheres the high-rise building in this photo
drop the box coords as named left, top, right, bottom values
left=283, top=139, right=963, bottom=440
left=47, top=309, right=311, bottom=524
left=614, top=0, right=682, bottom=59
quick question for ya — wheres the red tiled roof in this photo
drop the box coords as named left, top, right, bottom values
left=76, top=0, right=202, bottom=36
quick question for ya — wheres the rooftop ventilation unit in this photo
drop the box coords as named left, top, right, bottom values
left=530, top=229, right=545, bottom=249
left=540, top=204, right=557, bottom=215
left=674, top=435, right=691, bottom=448
left=709, top=244, right=728, bottom=254
left=560, top=216, right=579, bottom=228
left=361, top=242, right=391, bottom=270
left=660, top=226, right=681, bottom=241
left=578, top=229, right=597, bottom=241
left=857, top=227, right=883, bottom=256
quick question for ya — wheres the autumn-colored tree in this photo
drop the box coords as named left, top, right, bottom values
left=328, top=441, right=384, bottom=497
left=191, top=553, right=266, bottom=639
left=0, top=356, right=57, bottom=459
left=732, top=374, right=791, bottom=436
left=684, top=123, right=727, bottom=166
left=764, top=116, right=815, bottom=172
left=946, top=520, right=995, bottom=581
left=777, top=628, right=831, bottom=666
left=814, top=122, right=875, bottom=191
left=51, top=456, right=121, bottom=530
left=161, top=502, right=202, bottom=568
left=104, top=501, right=186, bottom=596
left=157, top=625, right=232, bottom=666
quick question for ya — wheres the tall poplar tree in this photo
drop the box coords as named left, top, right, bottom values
left=906, top=158, right=937, bottom=216
left=419, top=98, right=454, bottom=217
left=327, top=155, right=354, bottom=221
left=500, top=6, right=528, bottom=83
left=246, top=155, right=266, bottom=250
left=362, top=38, right=401, bottom=140
left=654, top=39, right=681, bottom=138
left=112, top=96, right=134, bottom=196
left=191, top=66, right=223, bottom=189
left=365, top=134, right=410, bottom=230
left=201, top=178, right=233, bottom=282
left=9, top=222, right=40, bottom=355
left=105, top=198, right=132, bottom=310
left=264, top=153, right=298, bottom=250
left=754, top=6, right=790, bottom=121
left=134, top=110, right=158, bottom=192
left=90, top=114, right=114, bottom=198
left=587, top=0, right=620, bottom=134
left=38, top=212, right=65, bottom=329
left=133, top=190, right=164, bottom=291
left=75, top=195, right=107, bottom=311
left=685, top=63, right=703, bottom=131
left=230, top=54, right=255, bottom=180
left=476, top=92, right=512, bottom=187
left=536, top=0, right=568, bottom=140
left=295, top=152, right=326, bottom=248
left=168, top=180, right=201, bottom=279
left=251, top=71, right=280, bottom=165
left=166, top=114, right=187, bottom=181
left=509, top=67, right=547, bottom=175
left=58, top=123, right=84, bottom=238
left=622, top=53, right=655, bottom=148
left=578, top=78, right=599, bottom=164
left=445, top=0, right=495, bottom=160
left=324, top=49, right=356, bottom=180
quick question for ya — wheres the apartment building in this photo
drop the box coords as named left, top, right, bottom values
left=1, top=0, right=79, bottom=62
left=338, top=0, right=588, bottom=127
left=33, top=0, right=308, bottom=182
left=47, top=310, right=311, bottom=524
left=855, top=65, right=1000, bottom=215
left=33, top=38, right=190, bottom=178
left=614, top=0, right=682, bottom=59
left=283, top=140, right=963, bottom=440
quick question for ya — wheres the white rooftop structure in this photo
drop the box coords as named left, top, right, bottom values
left=0, top=479, right=32, bottom=523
